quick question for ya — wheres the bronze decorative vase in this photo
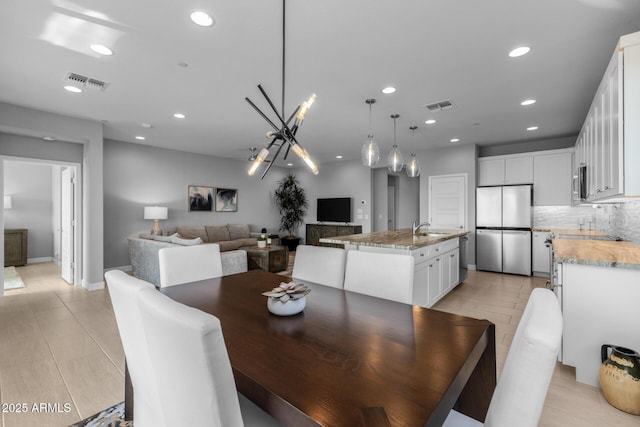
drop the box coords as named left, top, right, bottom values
left=599, top=344, right=640, bottom=415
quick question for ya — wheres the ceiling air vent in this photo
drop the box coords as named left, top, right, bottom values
left=64, top=72, right=110, bottom=92
left=425, top=99, right=455, bottom=112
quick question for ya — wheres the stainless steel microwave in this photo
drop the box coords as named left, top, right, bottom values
left=572, top=165, right=587, bottom=202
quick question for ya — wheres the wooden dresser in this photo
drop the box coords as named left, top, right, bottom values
left=4, top=228, right=28, bottom=266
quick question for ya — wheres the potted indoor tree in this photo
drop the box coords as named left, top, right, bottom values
left=274, top=173, right=308, bottom=251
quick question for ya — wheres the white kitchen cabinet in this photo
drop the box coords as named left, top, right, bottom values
left=532, top=232, right=551, bottom=275
left=560, top=262, right=640, bottom=386
left=505, top=156, right=534, bottom=185
left=533, top=151, right=572, bottom=205
left=479, top=149, right=572, bottom=205
left=355, top=237, right=462, bottom=308
left=478, top=155, right=533, bottom=186
left=444, top=249, right=459, bottom=294
left=574, top=31, right=640, bottom=202
left=426, top=256, right=442, bottom=307
left=477, top=158, right=505, bottom=186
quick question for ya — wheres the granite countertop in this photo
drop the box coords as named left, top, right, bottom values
left=553, top=239, right=640, bottom=270
left=319, top=228, right=469, bottom=250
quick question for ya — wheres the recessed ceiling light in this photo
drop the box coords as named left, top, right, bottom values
left=287, top=163, right=293, bottom=167
left=141, top=123, right=153, bottom=129
left=173, top=113, right=186, bottom=119
left=382, top=87, right=396, bottom=94
left=521, top=99, right=536, bottom=106
left=509, top=46, right=531, bottom=58
left=42, top=136, right=56, bottom=141
left=135, top=136, right=146, bottom=140
left=450, top=138, right=460, bottom=143
left=64, top=85, right=82, bottom=93
left=190, top=11, right=214, bottom=27
left=527, top=126, right=539, bottom=131
left=336, top=155, right=343, bottom=159
left=90, top=44, right=113, bottom=56
left=425, top=119, right=436, bottom=125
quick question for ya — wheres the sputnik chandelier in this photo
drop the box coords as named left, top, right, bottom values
left=245, top=0, right=318, bottom=179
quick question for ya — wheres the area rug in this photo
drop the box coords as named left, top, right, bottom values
left=68, top=401, right=124, bottom=427
left=4, top=266, right=25, bottom=290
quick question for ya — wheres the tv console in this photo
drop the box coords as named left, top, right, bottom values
left=306, top=224, right=362, bottom=248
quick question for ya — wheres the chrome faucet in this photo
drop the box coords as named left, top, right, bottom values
left=412, top=221, right=430, bottom=235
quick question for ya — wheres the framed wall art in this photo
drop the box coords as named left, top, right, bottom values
left=188, top=185, right=214, bottom=212
left=215, top=188, right=238, bottom=212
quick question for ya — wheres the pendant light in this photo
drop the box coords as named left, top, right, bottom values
left=387, top=114, right=404, bottom=173
left=361, top=98, right=380, bottom=166
left=406, top=125, right=420, bottom=178
left=245, top=0, right=318, bottom=179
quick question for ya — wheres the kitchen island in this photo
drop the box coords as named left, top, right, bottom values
left=320, top=228, right=470, bottom=307
left=552, top=237, right=640, bottom=387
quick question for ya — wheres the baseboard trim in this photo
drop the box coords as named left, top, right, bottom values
left=27, top=257, right=53, bottom=264
left=83, top=280, right=105, bottom=291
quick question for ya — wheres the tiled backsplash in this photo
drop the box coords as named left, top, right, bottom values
left=534, top=200, right=640, bottom=244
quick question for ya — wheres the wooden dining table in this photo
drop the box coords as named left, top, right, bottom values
left=125, top=269, right=496, bottom=426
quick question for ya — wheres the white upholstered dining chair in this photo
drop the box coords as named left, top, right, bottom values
left=343, top=250, right=414, bottom=304
left=136, top=287, right=281, bottom=427
left=104, top=270, right=165, bottom=427
left=443, top=288, right=563, bottom=427
left=292, top=244, right=347, bottom=288
left=158, top=243, right=223, bottom=287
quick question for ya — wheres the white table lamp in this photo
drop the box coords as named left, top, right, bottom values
left=4, top=195, right=12, bottom=209
left=144, top=206, right=168, bottom=236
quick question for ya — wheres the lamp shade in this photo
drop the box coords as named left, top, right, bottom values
left=4, top=195, right=12, bottom=209
left=144, top=206, right=168, bottom=220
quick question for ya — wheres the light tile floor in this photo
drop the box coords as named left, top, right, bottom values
left=0, top=262, right=638, bottom=426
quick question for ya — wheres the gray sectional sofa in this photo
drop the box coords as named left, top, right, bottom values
left=128, top=224, right=259, bottom=286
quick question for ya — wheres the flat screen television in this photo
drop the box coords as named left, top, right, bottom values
left=317, top=198, right=351, bottom=223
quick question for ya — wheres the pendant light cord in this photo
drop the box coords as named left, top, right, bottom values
left=281, top=0, right=286, bottom=115
left=368, top=103, right=372, bottom=137
left=393, top=116, right=397, bottom=147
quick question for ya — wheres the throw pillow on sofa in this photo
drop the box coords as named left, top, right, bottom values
left=205, top=225, right=231, bottom=242
left=170, top=236, right=203, bottom=246
left=176, top=226, right=209, bottom=242
left=228, top=224, right=251, bottom=240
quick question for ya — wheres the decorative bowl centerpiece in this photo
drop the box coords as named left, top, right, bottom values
left=262, top=281, right=311, bottom=316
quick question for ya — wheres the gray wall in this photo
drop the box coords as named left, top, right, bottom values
left=297, top=160, right=373, bottom=236
left=103, top=139, right=288, bottom=268
left=418, top=143, right=478, bottom=266
left=372, top=168, right=388, bottom=231
left=370, top=167, right=420, bottom=232
left=0, top=103, right=104, bottom=289
left=4, top=161, right=54, bottom=260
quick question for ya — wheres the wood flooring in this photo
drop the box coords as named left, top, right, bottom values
left=0, top=262, right=637, bottom=427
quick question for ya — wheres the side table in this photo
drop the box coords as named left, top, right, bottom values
left=240, top=245, right=289, bottom=273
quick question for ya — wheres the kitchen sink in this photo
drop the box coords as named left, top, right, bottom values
left=417, top=232, right=449, bottom=237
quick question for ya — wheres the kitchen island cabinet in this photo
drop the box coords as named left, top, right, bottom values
left=553, top=238, right=640, bottom=386
left=320, top=229, right=468, bottom=307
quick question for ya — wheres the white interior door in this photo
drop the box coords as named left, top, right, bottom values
left=61, top=167, right=74, bottom=284
left=428, top=174, right=467, bottom=230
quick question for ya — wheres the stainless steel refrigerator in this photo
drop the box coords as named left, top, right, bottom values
left=476, top=185, right=532, bottom=275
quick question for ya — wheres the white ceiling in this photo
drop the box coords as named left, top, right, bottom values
left=1, top=0, right=639, bottom=169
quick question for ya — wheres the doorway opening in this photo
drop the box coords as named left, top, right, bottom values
left=3, top=158, right=82, bottom=286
